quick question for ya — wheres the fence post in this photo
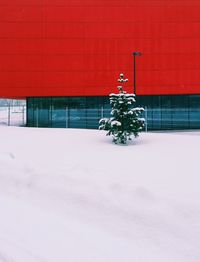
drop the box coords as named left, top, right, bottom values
left=22, top=105, right=25, bottom=126
left=8, top=103, right=11, bottom=126
left=36, top=107, right=39, bottom=127
left=101, top=106, right=104, bottom=118
left=145, top=106, right=148, bottom=132
left=66, top=107, right=68, bottom=128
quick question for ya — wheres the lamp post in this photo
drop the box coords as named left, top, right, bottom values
left=133, top=51, right=142, bottom=94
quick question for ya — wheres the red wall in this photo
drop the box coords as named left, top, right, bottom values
left=0, top=0, right=200, bottom=98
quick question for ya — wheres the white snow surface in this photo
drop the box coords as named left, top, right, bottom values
left=0, top=126, right=200, bottom=262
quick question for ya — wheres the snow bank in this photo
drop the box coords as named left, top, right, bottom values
left=0, top=126, right=200, bottom=262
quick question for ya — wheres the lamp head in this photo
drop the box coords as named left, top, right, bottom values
left=133, top=51, right=142, bottom=56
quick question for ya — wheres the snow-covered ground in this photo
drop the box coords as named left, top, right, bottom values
left=0, top=126, right=200, bottom=262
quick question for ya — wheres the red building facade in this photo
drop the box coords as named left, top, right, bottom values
left=0, top=0, right=200, bottom=98
left=0, top=0, right=200, bottom=130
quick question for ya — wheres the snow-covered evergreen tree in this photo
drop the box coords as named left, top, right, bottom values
left=99, top=73, right=145, bottom=144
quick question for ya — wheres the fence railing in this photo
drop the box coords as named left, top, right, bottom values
left=27, top=106, right=200, bottom=130
left=0, top=105, right=26, bottom=127
left=1, top=105, right=200, bottom=130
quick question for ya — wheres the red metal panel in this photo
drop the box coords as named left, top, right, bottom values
left=0, top=0, right=43, bottom=5
left=0, top=7, right=43, bottom=22
left=0, top=23, right=44, bottom=38
left=0, top=39, right=44, bottom=54
left=0, top=0, right=200, bottom=98
left=0, top=55, right=43, bottom=71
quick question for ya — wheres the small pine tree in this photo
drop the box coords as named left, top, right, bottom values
left=99, top=73, right=145, bottom=144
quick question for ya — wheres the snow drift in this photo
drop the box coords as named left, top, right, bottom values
left=0, top=126, right=200, bottom=262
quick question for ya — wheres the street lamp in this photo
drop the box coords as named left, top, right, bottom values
left=132, top=51, right=142, bottom=94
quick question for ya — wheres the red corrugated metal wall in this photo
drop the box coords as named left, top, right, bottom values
left=0, top=0, right=200, bottom=97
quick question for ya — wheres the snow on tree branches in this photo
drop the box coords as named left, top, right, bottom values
left=99, top=73, right=145, bottom=144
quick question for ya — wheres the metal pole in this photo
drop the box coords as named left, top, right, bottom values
left=22, top=105, right=25, bottom=126
left=101, top=106, right=104, bottom=118
left=133, top=52, right=142, bottom=95
left=36, top=107, right=39, bottom=127
left=8, top=103, right=11, bottom=126
left=145, top=106, right=148, bottom=132
left=66, top=107, right=68, bottom=128
left=133, top=54, right=136, bottom=94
